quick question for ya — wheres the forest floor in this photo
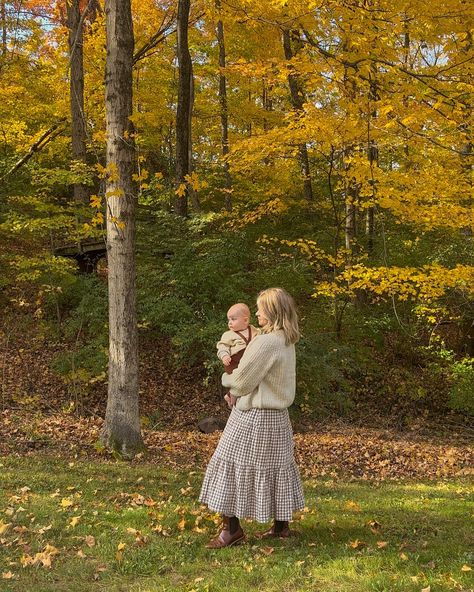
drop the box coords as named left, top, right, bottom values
left=1, top=326, right=473, bottom=481
left=1, top=326, right=473, bottom=591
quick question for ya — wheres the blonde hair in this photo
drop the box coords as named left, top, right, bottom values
left=257, top=287, right=300, bottom=345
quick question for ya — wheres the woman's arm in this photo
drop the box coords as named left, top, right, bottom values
left=221, top=335, right=277, bottom=397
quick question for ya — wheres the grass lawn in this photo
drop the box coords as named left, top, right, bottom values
left=0, top=456, right=473, bottom=592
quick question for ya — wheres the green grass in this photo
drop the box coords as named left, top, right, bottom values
left=0, top=456, right=472, bottom=592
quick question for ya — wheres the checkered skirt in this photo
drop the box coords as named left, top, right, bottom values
left=199, top=408, right=305, bottom=522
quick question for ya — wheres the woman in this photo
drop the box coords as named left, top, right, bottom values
left=199, top=287, right=305, bottom=548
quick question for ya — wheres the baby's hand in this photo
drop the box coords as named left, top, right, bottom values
left=224, top=393, right=236, bottom=408
left=222, top=355, right=232, bottom=366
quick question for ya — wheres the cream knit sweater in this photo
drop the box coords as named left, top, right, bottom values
left=221, top=330, right=296, bottom=410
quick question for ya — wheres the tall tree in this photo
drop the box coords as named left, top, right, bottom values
left=216, top=0, right=232, bottom=211
left=282, top=27, right=313, bottom=201
left=65, top=0, right=89, bottom=205
left=174, top=0, right=192, bottom=217
left=101, top=0, right=143, bottom=458
left=1, top=0, right=6, bottom=58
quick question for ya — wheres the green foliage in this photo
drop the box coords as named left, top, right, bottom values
left=9, top=254, right=76, bottom=284
left=51, top=275, right=108, bottom=374
left=137, top=211, right=256, bottom=367
left=448, top=358, right=474, bottom=415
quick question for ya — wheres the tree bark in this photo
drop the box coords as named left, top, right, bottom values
left=101, top=0, right=143, bottom=459
left=459, top=31, right=472, bottom=236
left=174, top=0, right=192, bottom=217
left=187, top=73, right=201, bottom=212
left=66, top=0, right=89, bottom=205
left=282, top=28, right=313, bottom=201
left=216, top=1, right=232, bottom=211
left=366, top=61, right=379, bottom=254
left=1, top=0, right=6, bottom=57
left=345, top=186, right=357, bottom=252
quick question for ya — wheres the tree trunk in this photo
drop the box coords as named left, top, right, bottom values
left=262, top=80, right=271, bottom=132
left=66, top=0, right=89, bottom=205
left=342, top=37, right=359, bottom=259
left=216, top=2, right=232, bottom=211
left=366, top=62, right=379, bottom=254
left=402, top=18, right=410, bottom=162
left=459, top=31, right=472, bottom=237
left=345, top=189, right=357, bottom=252
left=282, top=28, right=313, bottom=201
left=101, top=0, right=143, bottom=459
left=174, top=0, right=192, bottom=217
left=187, top=74, right=201, bottom=212
left=1, top=0, right=6, bottom=57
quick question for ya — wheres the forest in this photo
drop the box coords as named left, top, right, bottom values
left=0, top=1, right=473, bottom=589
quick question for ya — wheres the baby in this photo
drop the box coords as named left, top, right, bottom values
left=217, top=303, right=258, bottom=407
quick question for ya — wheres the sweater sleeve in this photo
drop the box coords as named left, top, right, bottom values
left=221, top=335, right=277, bottom=397
left=216, top=331, right=233, bottom=360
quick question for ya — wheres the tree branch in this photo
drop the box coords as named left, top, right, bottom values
left=1, top=118, right=67, bottom=181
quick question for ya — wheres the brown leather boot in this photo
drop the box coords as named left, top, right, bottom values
left=256, top=520, right=294, bottom=539
left=205, top=516, right=246, bottom=549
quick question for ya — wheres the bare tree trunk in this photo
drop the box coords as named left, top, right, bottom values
left=174, top=0, right=192, bottom=217
left=366, top=61, right=379, bottom=254
left=262, top=80, right=269, bottom=132
left=247, top=89, right=252, bottom=136
left=282, top=28, right=313, bottom=201
left=1, top=0, right=6, bottom=57
left=101, top=0, right=143, bottom=459
left=342, top=37, right=359, bottom=259
left=187, top=74, right=201, bottom=212
left=345, top=188, right=357, bottom=252
left=216, top=1, right=232, bottom=211
left=66, top=0, right=89, bottom=205
left=459, top=31, right=472, bottom=237
left=402, top=18, right=410, bottom=162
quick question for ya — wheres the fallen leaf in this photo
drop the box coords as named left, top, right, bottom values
left=2, top=571, right=15, bottom=579
left=400, top=552, right=409, bottom=561
left=367, top=519, right=381, bottom=533
left=421, top=587, right=431, bottom=592
left=20, top=554, right=34, bottom=567
left=116, top=542, right=126, bottom=561
left=31, top=544, right=59, bottom=569
left=345, top=500, right=362, bottom=512
left=69, top=516, right=81, bottom=528
left=461, top=565, right=472, bottom=572
left=126, top=528, right=140, bottom=536
left=349, top=539, right=365, bottom=549
left=84, top=535, right=95, bottom=547
left=37, top=524, right=52, bottom=535
left=261, top=546, right=274, bottom=555
left=376, top=541, right=388, bottom=548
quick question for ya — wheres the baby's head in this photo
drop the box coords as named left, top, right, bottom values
left=227, top=303, right=250, bottom=332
